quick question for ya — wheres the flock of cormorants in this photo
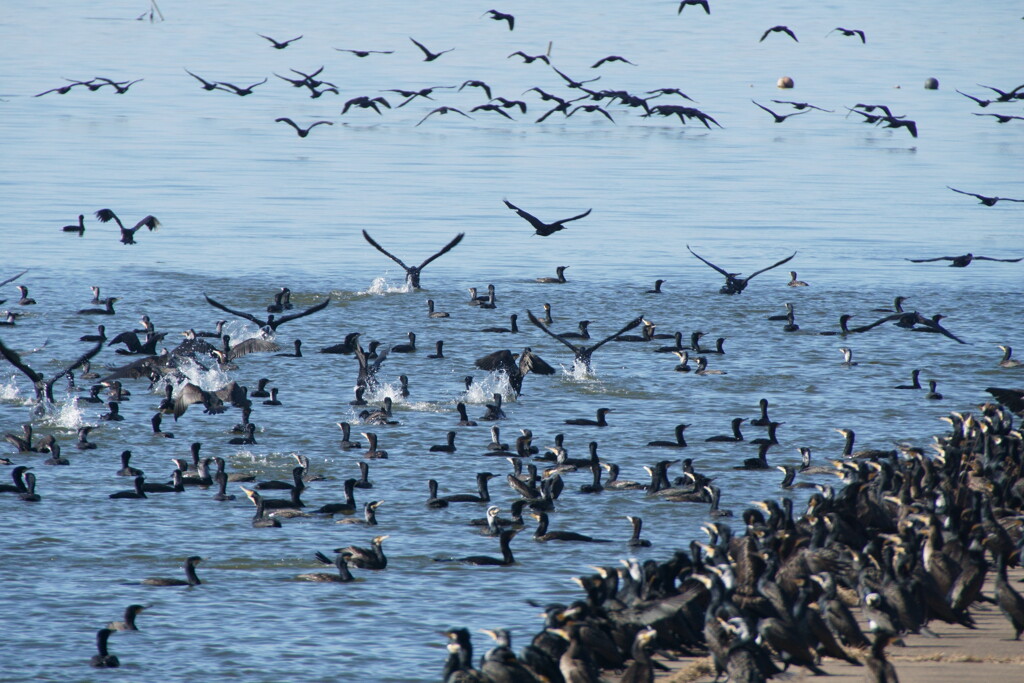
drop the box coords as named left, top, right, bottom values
left=7, top=3, right=1024, bottom=682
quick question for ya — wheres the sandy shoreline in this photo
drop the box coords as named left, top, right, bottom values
left=646, top=567, right=1024, bottom=683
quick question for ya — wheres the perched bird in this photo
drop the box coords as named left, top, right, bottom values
left=258, top=34, right=302, bottom=49
left=760, top=25, right=798, bottom=42
left=503, top=199, right=591, bottom=236
left=274, top=117, right=333, bottom=137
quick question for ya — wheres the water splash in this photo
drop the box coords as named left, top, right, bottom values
left=0, top=375, right=23, bottom=401
left=562, top=360, right=597, bottom=382
left=362, top=277, right=411, bottom=295
left=463, top=372, right=515, bottom=403
left=43, top=395, right=88, bottom=430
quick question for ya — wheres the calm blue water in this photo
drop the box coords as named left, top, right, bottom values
left=1, top=1, right=1022, bottom=681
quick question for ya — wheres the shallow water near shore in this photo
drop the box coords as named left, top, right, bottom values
left=1, top=1, right=1023, bottom=681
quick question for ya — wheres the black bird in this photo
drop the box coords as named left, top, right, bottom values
left=565, top=407, right=613, bottom=427
left=409, top=37, right=454, bottom=61
left=489, top=96, right=528, bottom=113
left=647, top=87, right=696, bottom=101
left=0, top=337, right=103, bottom=407
left=203, top=292, right=330, bottom=331
left=881, top=116, right=918, bottom=138
left=416, top=106, right=473, bottom=126
left=342, top=95, right=392, bottom=116
left=275, top=117, right=333, bottom=137
left=214, top=78, right=267, bottom=96
left=94, top=209, right=161, bottom=245
left=35, top=81, right=90, bottom=96
left=61, top=214, right=85, bottom=235
left=503, top=199, right=591, bottom=236
left=335, top=47, right=394, bottom=57
left=471, top=103, right=514, bottom=120
left=361, top=230, right=464, bottom=289
left=451, top=529, right=518, bottom=566
left=946, top=186, right=1024, bottom=206
left=678, top=0, right=711, bottom=14
left=508, top=51, right=550, bottom=64
left=458, top=79, right=493, bottom=99
left=484, top=9, right=514, bottom=30
left=185, top=69, right=220, bottom=90
left=535, top=95, right=589, bottom=122
left=956, top=89, right=994, bottom=107
left=978, top=83, right=1024, bottom=101
left=568, top=104, right=615, bottom=123
left=526, top=310, right=642, bottom=371
left=760, top=25, right=798, bottom=42
left=90, top=629, right=119, bottom=668
left=828, top=27, right=866, bottom=42
left=337, top=535, right=389, bottom=569
left=974, top=112, right=1024, bottom=123
left=142, top=555, right=203, bottom=586
left=552, top=66, right=600, bottom=90
left=772, top=99, right=833, bottom=112
left=905, top=252, right=1022, bottom=266
left=258, top=34, right=302, bottom=49
left=92, top=77, right=143, bottom=94
left=752, top=100, right=809, bottom=122
left=687, top=245, right=796, bottom=294
left=591, top=55, right=636, bottom=68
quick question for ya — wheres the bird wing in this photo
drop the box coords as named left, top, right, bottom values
left=275, top=117, right=300, bottom=130
left=214, top=381, right=250, bottom=407
left=203, top=294, right=263, bottom=325
left=904, top=256, right=953, bottom=263
left=0, top=336, right=43, bottom=383
left=226, top=337, right=282, bottom=360
left=526, top=310, right=582, bottom=354
left=475, top=349, right=517, bottom=374
left=94, top=209, right=125, bottom=229
left=362, top=230, right=411, bottom=270
left=686, top=245, right=731, bottom=277
left=752, top=100, right=777, bottom=117
left=912, top=314, right=966, bottom=344
left=783, top=27, right=798, bottom=41
left=519, top=348, right=557, bottom=376
left=408, top=37, right=430, bottom=56
left=132, top=215, right=161, bottom=232
left=560, top=208, right=592, bottom=224
left=973, top=256, right=1023, bottom=262
left=503, top=200, right=548, bottom=231
left=741, top=252, right=797, bottom=282
left=584, top=316, right=645, bottom=356
left=986, top=388, right=1024, bottom=415
left=415, top=233, right=465, bottom=271
left=0, top=269, right=28, bottom=289
left=273, top=296, right=331, bottom=327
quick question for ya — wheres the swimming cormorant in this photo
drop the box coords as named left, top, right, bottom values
left=142, top=556, right=202, bottom=586
left=361, top=432, right=389, bottom=459
left=299, top=552, right=355, bottom=582
left=90, top=628, right=119, bottom=668
left=536, top=266, right=569, bottom=283
left=109, top=476, right=147, bottom=499
left=430, top=431, right=458, bottom=453
left=894, top=369, right=921, bottom=389
left=565, top=407, right=612, bottom=427
left=337, top=535, right=389, bottom=569
left=311, top=478, right=359, bottom=515
left=107, top=604, right=147, bottom=631
left=707, top=418, right=745, bottom=442
left=647, top=423, right=689, bottom=448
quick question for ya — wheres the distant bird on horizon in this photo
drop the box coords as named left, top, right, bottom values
left=760, top=25, right=798, bottom=42
left=258, top=34, right=302, bottom=49
left=503, top=200, right=592, bottom=236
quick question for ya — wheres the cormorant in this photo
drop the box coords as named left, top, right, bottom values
left=90, top=629, right=119, bottom=668
left=142, top=556, right=202, bottom=586
left=362, top=230, right=464, bottom=289
left=687, top=245, right=796, bottom=294
left=298, top=552, right=355, bottom=582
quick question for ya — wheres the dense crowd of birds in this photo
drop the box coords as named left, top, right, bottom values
left=7, top=3, right=1024, bottom=681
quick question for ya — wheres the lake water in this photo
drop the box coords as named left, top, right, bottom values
left=1, top=1, right=1022, bottom=681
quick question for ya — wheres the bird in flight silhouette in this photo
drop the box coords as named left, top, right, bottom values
left=361, top=231, right=465, bottom=289
left=503, top=200, right=591, bottom=236
left=687, top=245, right=796, bottom=294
